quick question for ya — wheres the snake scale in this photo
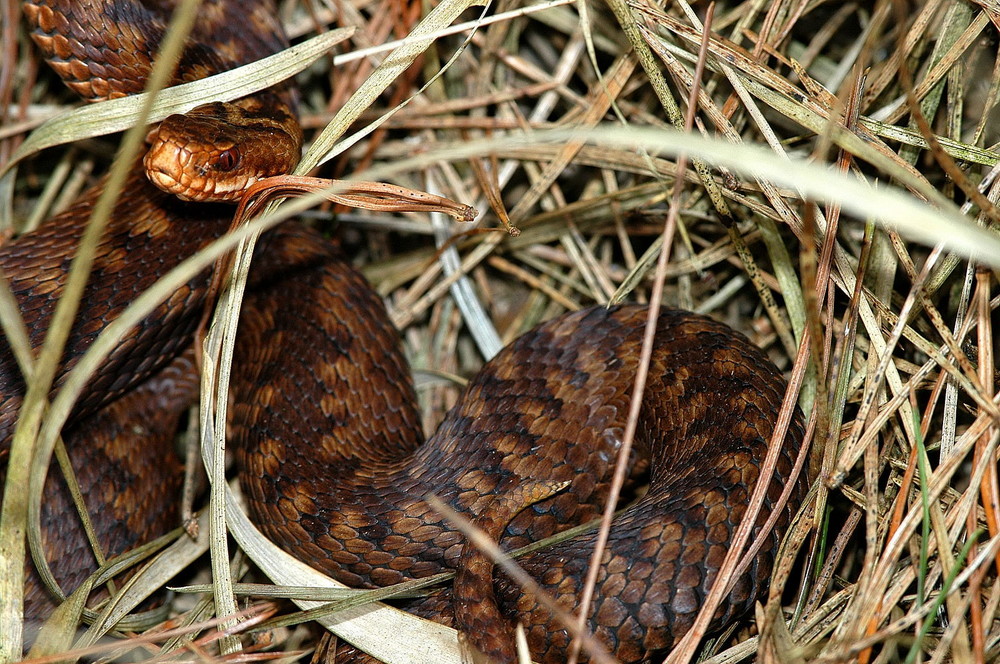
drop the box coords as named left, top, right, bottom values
left=3, top=0, right=808, bottom=661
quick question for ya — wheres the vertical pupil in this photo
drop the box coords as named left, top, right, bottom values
left=217, top=148, right=239, bottom=171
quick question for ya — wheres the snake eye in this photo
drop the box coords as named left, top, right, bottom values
left=214, top=147, right=240, bottom=171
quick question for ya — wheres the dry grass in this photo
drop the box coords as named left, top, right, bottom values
left=3, top=0, right=1000, bottom=662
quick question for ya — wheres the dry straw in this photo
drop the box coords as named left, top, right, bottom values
left=4, top=0, right=1000, bottom=662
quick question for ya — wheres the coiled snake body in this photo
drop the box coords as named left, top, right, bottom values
left=4, top=1, right=807, bottom=661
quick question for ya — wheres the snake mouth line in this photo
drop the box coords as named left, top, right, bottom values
left=145, top=168, right=197, bottom=201
left=15, top=0, right=809, bottom=661
left=145, top=164, right=250, bottom=202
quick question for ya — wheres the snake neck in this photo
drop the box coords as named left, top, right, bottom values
left=24, top=0, right=293, bottom=103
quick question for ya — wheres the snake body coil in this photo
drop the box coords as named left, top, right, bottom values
left=5, top=1, right=808, bottom=661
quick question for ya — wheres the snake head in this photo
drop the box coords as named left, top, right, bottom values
left=144, top=101, right=302, bottom=203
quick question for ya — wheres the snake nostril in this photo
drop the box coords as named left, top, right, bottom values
left=214, top=146, right=241, bottom=172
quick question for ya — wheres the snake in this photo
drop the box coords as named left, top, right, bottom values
left=3, top=0, right=809, bottom=661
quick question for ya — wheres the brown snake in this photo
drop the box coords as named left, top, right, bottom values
left=3, top=0, right=808, bottom=661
